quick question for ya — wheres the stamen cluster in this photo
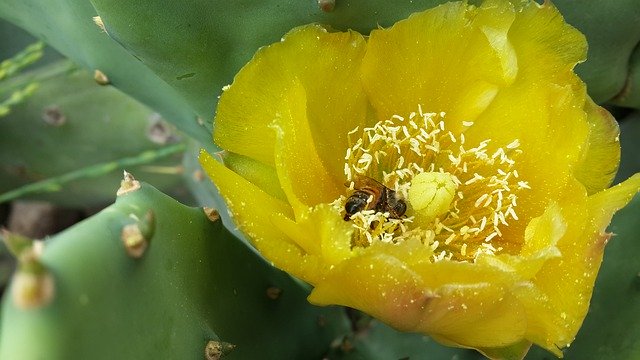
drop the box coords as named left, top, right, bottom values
left=336, top=106, right=530, bottom=262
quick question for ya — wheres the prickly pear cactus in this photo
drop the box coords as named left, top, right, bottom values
left=0, top=1, right=639, bottom=359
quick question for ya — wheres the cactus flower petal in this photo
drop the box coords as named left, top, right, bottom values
left=201, top=0, right=640, bottom=357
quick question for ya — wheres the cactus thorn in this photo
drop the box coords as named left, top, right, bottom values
left=205, top=340, right=236, bottom=360
left=42, top=105, right=66, bottom=126
left=117, top=171, right=141, bottom=196
left=92, top=16, right=107, bottom=33
left=266, top=286, right=282, bottom=300
left=318, top=0, right=336, bottom=12
left=93, top=69, right=110, bottom=85
left=203, top=207, right=220, bottom=222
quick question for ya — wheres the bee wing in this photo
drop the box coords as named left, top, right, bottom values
left=352, top=175, right=384, bottom=189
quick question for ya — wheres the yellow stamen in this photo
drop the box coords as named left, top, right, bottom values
left=338, top=106, right=529, bottom=262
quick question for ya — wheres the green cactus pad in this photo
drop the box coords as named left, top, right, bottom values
left=0, top=1, right=211, bottom=147
left=610, top=49, right=640, bottom=108
left=327, top=317, right=484, bottom=360
left=553, top=0, right=640, bottom=104
left=0, top=60, right=189, bottom=207
left=0, top=180, right=350, bottom=359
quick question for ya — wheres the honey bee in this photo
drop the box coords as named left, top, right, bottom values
left=343, top=176, right=407, bottom=221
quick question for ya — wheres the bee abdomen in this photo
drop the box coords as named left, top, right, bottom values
left=344, top=191, right=373, bottom=220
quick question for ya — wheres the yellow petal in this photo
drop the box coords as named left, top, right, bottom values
left=519, top=203, right=566, bottom=258
left=221, top=152, right=287, bottom=201
left=267, top=212, right=330, bottom=285
left=468, top=83, right=589, bottom=252
left=574, top=98, right=621, bottom=195
left=516, top=174, right=640, bottom=354
left=270, top=212, right=321, bottom=263
left=466, top=1, right=588, bottom=163
left=308, top=252, right=431, bottom=332
left=423, top=284, right=526, bottom=349
left=199, top=150, right=308, bottom=275
left=362, top=0, right=517, bottom=131
left=271, top=80, right=342, bottom=217
left=311, top=240, right=529, bottom=349
left=507, top=1, right=587, bottom=83
left=271, top=204, right=354, bottom=280
left=462, top=1, right=590, bottom=241
left=492, top=203, right=565, bottom=280
left=409, top=260, right=527, bottom=348
left=588, top=173, right=640, bottom=227
left=214, top=24, right=368, bottom=179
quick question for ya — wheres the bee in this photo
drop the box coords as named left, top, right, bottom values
left=343, top=176, right=407, bottom=221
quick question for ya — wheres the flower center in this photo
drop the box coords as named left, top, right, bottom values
left=333, top=106, right=530, bottom=262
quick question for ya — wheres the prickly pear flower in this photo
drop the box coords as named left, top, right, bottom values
left=200, top=0, right=640, bottom=358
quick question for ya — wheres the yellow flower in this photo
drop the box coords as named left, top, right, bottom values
left=200, top=0, right=640, bottom=358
